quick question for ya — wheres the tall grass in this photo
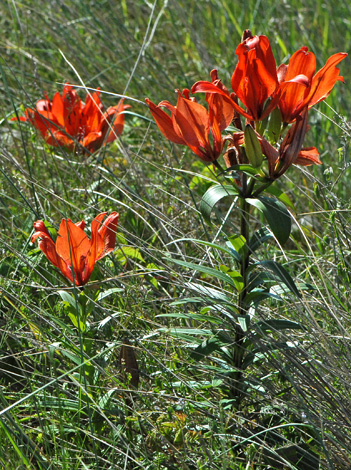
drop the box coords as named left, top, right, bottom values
left=1, top=0, right=351, bottom=468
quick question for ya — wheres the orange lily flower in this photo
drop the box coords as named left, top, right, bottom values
left=231, top=30, right=279, bottom=121
left=191, top=30, right=279, bottom=121
left=146, top=81, right=234, bottom=162
left=278, top=47, right=347, bottom=123
left=32, top=212, right=119, bottom=286
left=12, top=85, right=130, bottom=153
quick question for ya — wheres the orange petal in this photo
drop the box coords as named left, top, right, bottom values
left=96, top=212, right=119, bottom=260
left=46, top=130, right=75, bottom=149
left=206, top=74, right=234, bottom=132
left=83, top=91, right=103, bottom=133
left=31, top=225, right=60, bottom=269
left=307, top=52, right=347, bottom=108
left=175, top=90, right=210, bottom=149
left=295, top=147, right=321, bottom=166
left=146, top=98, right=185, bottom=145
left=277, top=107, right=309, bottom=177
left=81, top=131, right=103, bottom=152
left=51, top=92, right=65, bottom=127
left=278, top=48, right=317, bottom=123
left=260, top=137, right=279, bottom=178
left=11, top=115, right=28, bottom=121
left=191, top=81, right=251, bottom=120
left=80, top=213, right=106, bottom=284
left=284, top=47, right=316, bottom=82
left=231, top=34, right=278, bottom=120
left=62, top=85, right=82, bottom=136
left=103, top=100, right=130, bottom=144
left=56, top=218, right=91, bottom=285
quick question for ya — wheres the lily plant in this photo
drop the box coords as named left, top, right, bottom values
left=147, top=29, right=347, bottom=404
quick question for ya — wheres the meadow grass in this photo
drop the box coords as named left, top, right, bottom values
left=1, top=0, right=351, bottom=468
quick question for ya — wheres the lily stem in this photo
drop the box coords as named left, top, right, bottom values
left=231, top=173, right=251, bottom=403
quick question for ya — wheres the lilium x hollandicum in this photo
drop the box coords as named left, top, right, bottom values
left=278, top=47, right=347, bottom=123
left=191, top=30, right=280, bottom=122
left=146, top=75, right=234, bottom=162
left=12, top=85, right=130, bottom=153
left=32, top=212, right=119, bottom=286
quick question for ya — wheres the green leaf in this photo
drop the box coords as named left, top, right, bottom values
left=167, top=258, right=243, bottom=291
left=259, top=260, right=301, bottom=297
left=200, top=184, right=239, bottom=222
left=246, top=196, right=291, bottom=245
left=265, top=185, right=295, bottom=210
left=226, top=234, right=248, bottom=261
left=97, top=287, right=124, bottom=301
left=115, top=246, right=144, bottom=264
left=190, top=335, right=233, bottom=361
left=255, top=319, right=303, bottom=333
left=186, top=282, right=232, bottom=303
left=238, top=315, right=250, bottom=332
left=68, top=313, right=86, bottom=332
left=58, top=290, right=77, bottom=309
left=243, top=290, right=283, bottom=306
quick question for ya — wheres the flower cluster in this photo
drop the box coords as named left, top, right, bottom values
left=147, top=30, right=346, bottom=179
left=13, top=85, right=130, bottom=153
left=32, top=212, right=119, bottom=286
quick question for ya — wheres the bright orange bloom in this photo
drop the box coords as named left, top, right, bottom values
left=12, top=85, right=130, bottom=152
left=231, top=30, right=279, bottom=121
left=278, top=48, right=347, bottom=123
left=146, top=78, right=234, bottom=162
left=192, top=31, right=279, bottom=121
left=32, top=212, right=119, bottom=286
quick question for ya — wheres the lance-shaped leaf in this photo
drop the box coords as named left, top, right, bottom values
left=200, top=184, right=240, bottom=222
left=246, top=196, right=291, bottom=245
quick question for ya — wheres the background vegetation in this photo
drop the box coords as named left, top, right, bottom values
left=1, top=0, right=351, bottom=468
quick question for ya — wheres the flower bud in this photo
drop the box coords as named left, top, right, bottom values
left=267, top=106, right=282, bottom=144
left=244, top=124, right=263, bottom=168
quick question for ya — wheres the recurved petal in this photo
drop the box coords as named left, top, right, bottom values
left=146, top=98, right=185, bottom=145
left=191, top=81, right=252, bottom=120
left=307, top=52, right=347, bottom=108
left=31, top=225, right=62, bottom=271
left=33, top=220, right=52, bottom=239
left=295, top=147, right=322, bottom=166
left=96, top=212, right=119, bottom=260
left=104, top=100, right=131, bottom=143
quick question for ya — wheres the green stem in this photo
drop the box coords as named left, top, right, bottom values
left=231, top=175, right=251, bottom=403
